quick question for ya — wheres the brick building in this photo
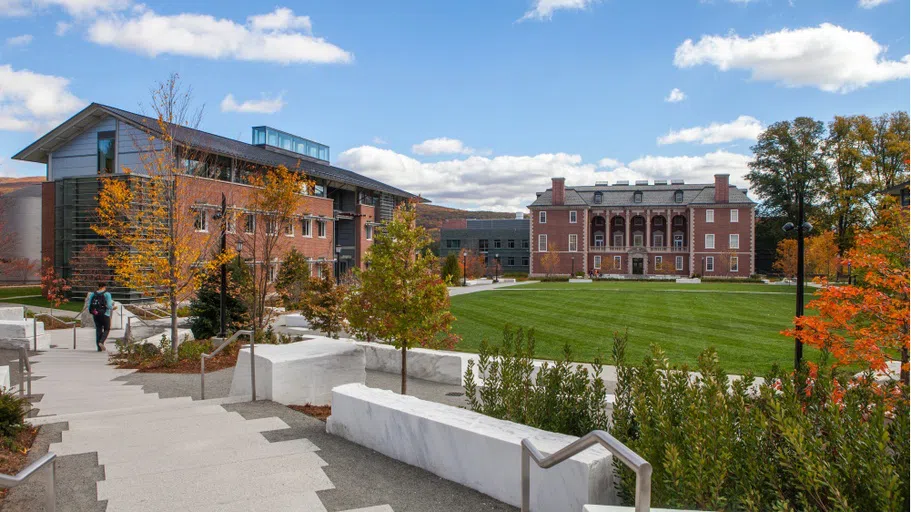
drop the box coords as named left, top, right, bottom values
left=528, top=176, right=756, bottom=278
left=440, top=215, right=530, bottom=274
left=13, top=103, right=418, bottom=302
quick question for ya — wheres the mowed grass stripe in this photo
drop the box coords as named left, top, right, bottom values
left=450, top=283, right=818, bottom=374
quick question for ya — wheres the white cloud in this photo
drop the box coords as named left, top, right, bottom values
left=219, top=93, right=285, bottom=114
left=858, top=0, right=890, bottom=7
left=520, top=0, right=598, bottom=21
left=0, top=64, right=85, bottom=132
left=411, top=137, right=474, bottom=156
left=337, top=146, right=751, bottom=211
left=658, top=115, right=763, bottom=145
left=674, top=23, right=910, bottom=93
left=55, top=21, right=71, bottom=35
left=371, top=136, right=387, bottom=145
left=597, top=157, right=622, bottom=169
left=88, top=7, right=353, bottom=65
left=5, top=34, right=32, bottom=46
left=665, top=88, right=686, bottom=103
left=1, top=0, right=129, bottom=17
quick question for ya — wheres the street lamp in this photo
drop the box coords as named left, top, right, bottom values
left=571, top=255, right=575, bottom=278
left=335, top=246, right=343, bottom=284
left=783, top=217, right=813, bottom=370
left=462, top=250, right=467, bottom=287
left=212, top=194, right=228, bottom=338
left=494, top=254, right=500, bottom=283
left=236, top=239, right=244, bottom=264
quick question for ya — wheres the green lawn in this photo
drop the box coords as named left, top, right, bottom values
left=0, top=286, right=40, bottom=299
left=449, top=281, right=819, bottom=374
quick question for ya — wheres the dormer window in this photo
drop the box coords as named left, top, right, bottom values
left=633, top=191, right=643, bottom=203
left=594, top=192, right=603, bottom=204
left=674, top=190, right=683, bottom=203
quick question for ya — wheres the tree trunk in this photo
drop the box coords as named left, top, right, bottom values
left=902, top=347, right=909, bottom=386
left=400, top=344, right=407, bottom=395
left=171, top=294, right=179, bottom=353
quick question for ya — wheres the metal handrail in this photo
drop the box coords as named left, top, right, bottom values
left=32, top=313, right=77, bottom=350
left=201, top=330, right=254, bottom=401
left=0, top=453, right=56, bottom=511
left=16, top=346, right=31, bottom=398
left=521, top=430, right=652, bottom=512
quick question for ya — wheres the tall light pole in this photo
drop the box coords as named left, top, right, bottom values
left=571, top=255, right=575, bottom=277
left=212, top=193, right=228, bottom=338
left=494, top=254, right=500, bottom=283
left=462, top=250, right=467, bottom=286
left=783, top=191, right=813, bottom=370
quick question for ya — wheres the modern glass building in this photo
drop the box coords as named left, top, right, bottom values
left=252, top=126, right=330, bottom=162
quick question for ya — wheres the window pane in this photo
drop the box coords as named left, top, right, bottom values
left=97, top=131, right=115, bottom=174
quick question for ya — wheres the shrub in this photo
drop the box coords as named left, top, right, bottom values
left=177, top=339, right=214, bottom=361
left=298, top=262, right=347, bottom=338
left=441, top=253, right=461, bottom=286
left=535, top=276, right=569, bottom=282
left=0, top=389, right=27, bottom=439
left=610, top=338, right=910, bottom=511
left=255, top=326, right=301, bottom=345
left=188, top=257, right=250, bottom=339
left=464, top=326, right=608, bottom=437
left=274, top=249, right=312, bottom=311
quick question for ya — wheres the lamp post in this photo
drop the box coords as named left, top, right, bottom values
left=462, top=250, right=467, bottom=286
left=571, top=255, right=575, bottom=278
left=335, top=246, right=342, bottom=285
left=211, top=193, right=228, bottom=338
left=494, top=254, right=500, bottom=283
left=782, top=191, right=813, bottom=371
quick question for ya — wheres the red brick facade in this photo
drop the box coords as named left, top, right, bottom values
left=529, top=175, right=756, bottom=278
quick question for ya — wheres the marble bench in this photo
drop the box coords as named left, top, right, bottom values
left=0, top=307, right=24, bottom=321
left=229, top=337, right=365, bottom=405
left=0, top=319, right=51, bottom=350
left=327, top=383, right=617, bottom=512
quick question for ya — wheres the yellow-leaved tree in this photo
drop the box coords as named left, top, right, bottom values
left=93, top=74, right=230, bottom=351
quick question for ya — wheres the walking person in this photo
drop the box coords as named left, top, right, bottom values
left=88, top=282, right=114, bottom=352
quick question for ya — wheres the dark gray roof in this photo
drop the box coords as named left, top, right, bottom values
left=14, top=103, right=418, bottom=200
left=529, top=184, right=754, bottom=207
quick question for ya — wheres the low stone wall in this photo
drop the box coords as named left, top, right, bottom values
left=327, top=383, right=617, bottom=512
left=0, top=307, right=24, bottom=321
left=353, top=341, right=472, bottom=386
left=0, top=364, right=9, bottom=391
left=0, top=319, right=50, bottom=350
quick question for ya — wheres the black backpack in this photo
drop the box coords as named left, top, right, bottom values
left=89, top=292, right=108, bottom=316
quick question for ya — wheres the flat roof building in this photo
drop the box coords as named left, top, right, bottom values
left=440, top=215, right=530, bottom=275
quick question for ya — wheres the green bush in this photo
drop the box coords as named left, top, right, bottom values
left=441, top=254, right=461, bottom=286
left=535, top=276, right=570, bottom=282
left=177, top=339, right=214, bottom=361
left=0, top=389, right=27, bottom=439
left=188, top=258, right=250, bottom=339
left=610, top=338, right=910, bottom=512
left=464, top=326, right=608, bottom=437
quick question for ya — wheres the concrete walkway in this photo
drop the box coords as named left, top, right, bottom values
left=448, top=280, right=538, bottom=296
left=18, top=329, right=396, bottom=512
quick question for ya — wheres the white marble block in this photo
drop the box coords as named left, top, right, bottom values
left=584, top=507, right=706, bottom=512
left=137, top=328, right=194, bottom=348
left=327, top=384, right=617, bottom=512
left=230, top=338, right=366, bottom=405
left=0, top=365, right=9, bottom=391
left=0, top=307, right=24, bottom=321
left=0, top=320, right=50, bottom=350
left=354, top=341, right=473, bottom=386
left=675, top=278, right=701, bottom=284
left=283, top=314, right=311, bottom=328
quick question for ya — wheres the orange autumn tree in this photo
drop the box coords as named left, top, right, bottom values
left=773, top=239, right=799, bottom=278
left=540, top=243, right=560, bottom=276
left=786, top=199, right=909, bottom=383
left=93, top=74, right=229, bottom=351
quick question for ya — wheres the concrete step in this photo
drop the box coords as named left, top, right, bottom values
left=26, top=396, right=247, bottom=425
left=65, top=404, right=234, bottom=430
left=93, top=428, right=280, bottom=465
left=61, top=411, right=250, bottom=441
left=103, top=438, right=322, bottom=480
left=99, top=454, right=334, bottom=512
left=52, top=416, right=289, bottom=455
left=202, top=490, right=329, bottom=512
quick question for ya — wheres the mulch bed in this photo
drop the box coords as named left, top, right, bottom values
left=112, top=344, right=240, bottom=374
left=0, top=426, right=40, bottom=501
left=289, top=404, right=332, bottom=421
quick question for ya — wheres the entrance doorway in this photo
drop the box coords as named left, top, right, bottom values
left=632, top=257, right=644, bottom=275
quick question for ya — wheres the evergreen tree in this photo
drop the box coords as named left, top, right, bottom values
left=274, top=248, right=312, bottom=311
left=188, top=258, right=250, bottom=339
left=441, top=253, right=461, bottom=285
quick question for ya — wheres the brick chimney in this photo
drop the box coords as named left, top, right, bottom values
left=714, top=174, right=729, bottom=203
left=552, top=177, right=565, bottom=206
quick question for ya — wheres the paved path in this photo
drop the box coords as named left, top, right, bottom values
left=19, top=330, right=396, bottom=512
left=447, top=280, right=538, bottom=296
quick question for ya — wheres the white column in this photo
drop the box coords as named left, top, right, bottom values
left=624, top=209, right=630, bottom=249
left=645, top=209, right=651, bottom=248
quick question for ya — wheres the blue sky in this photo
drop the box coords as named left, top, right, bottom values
left=0, top=0, right=908, bottom=211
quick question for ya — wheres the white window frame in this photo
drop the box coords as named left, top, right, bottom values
left=366, top=225, right=373, bottom=240
left=268, top=263, right=278, bottom=283
left=706, top=256, right=715, bottom=272
left=633, top=234, right=644, bottom=247
left=675, top=255, right=684, bottom=271
left=244, top=214, right=256, bottom=234
left=284, top=221, right=294, bottom=237
left=569, top=211, right=577, bottom=223
left=301, top=219, right=312, bottom=237
left=265, top=217, right=278, bottom=235
left=226, top=212, right=236, bottom=234
left=730, top=256, right=739, bottom=272
left=538, top=234, right=547, bottom=252
left=613, top=233, right=624, bottom=247
left=730, top=209, right=739, bottom=223
left=594, top=255, right=601, bottom=269
left=655, top=256, right=663, bottom=268
left=613, top=255, right=622, bottom=269
left=317, top=220, right=327, bottom=238
left=539, top=211, right=547, bottom=224
left=705, top=234, right=715, bottom=249
left=706, top=209, right=714, bottom=223
left=594, top=233, right=604, bottom=247
left=568, top=234, right=578, bottom=252
left=653, top=233, right=664, bottom=247
left=729, top=234, right=740, bottom=250
left=194, top=209, right=208, bottom=232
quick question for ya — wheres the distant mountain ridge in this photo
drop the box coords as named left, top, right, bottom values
left=416, top=203, right=521, bottom=243
left=0, top=177, right=44, bottom=195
